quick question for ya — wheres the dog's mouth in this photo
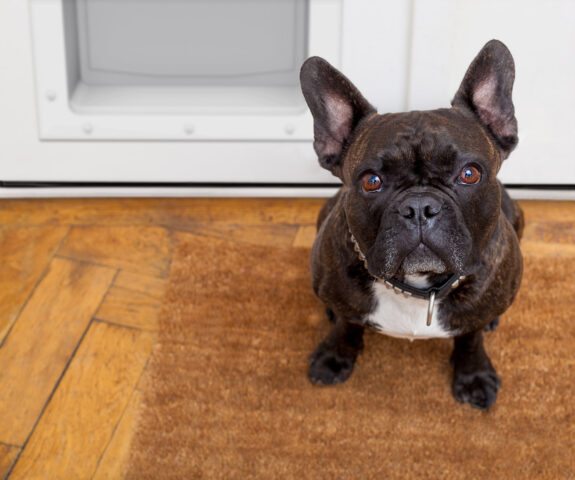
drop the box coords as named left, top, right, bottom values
left=359, top=231, right=467, bottom=284
left=397, top=243, right=448, bottom=276
left=391, top=244, right=453, bottom=290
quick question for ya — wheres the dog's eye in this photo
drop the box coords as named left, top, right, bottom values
left=458, top=165, right=482, bottom=185
left=361, top=173, right=383, bottom=193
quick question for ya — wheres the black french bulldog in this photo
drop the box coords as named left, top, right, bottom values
left=300, top=40, right=524, bottom=410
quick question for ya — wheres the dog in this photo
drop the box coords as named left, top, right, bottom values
left=299, top=40, right=524, bottom=410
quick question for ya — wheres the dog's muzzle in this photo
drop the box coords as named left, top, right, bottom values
left=367, top=188, right=470, bottom=279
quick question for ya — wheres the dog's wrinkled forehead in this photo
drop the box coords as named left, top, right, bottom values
left=343, top=108, right=498, bottom=182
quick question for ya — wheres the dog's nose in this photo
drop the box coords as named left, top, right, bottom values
left=398, top=195, right=443, bottom=225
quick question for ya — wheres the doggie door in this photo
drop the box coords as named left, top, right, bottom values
left=31, top=0, right=342, bottom=140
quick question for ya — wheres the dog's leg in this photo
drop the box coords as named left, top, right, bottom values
left=451, top=330, right=501, bottom=410
left=308, top=316, right=364, bottom=386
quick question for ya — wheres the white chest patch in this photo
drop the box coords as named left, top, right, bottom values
left=365, top=280, right=454, bottom=341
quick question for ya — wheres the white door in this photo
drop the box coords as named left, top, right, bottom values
left=0, top=0, right=573, bottom=195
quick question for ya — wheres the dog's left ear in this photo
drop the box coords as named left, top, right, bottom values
left=452, top=40, right=518, bottom=159
left=300, top=57, right=376, bottom=178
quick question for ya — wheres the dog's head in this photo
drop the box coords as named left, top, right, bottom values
left=300, top=40, right=518, bottom=282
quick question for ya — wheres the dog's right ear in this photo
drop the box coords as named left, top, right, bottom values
left=452, top=40, right=518, bottom=159
left=300, top=57, right=375, bottom=178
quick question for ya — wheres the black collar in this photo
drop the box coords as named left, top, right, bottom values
left=350, top=232, right=465, bottom=300
left=379, top=273, right=464, bottom=300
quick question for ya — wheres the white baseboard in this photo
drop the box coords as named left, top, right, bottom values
left=506, top=188, right=575, bottom=201
left=0, top=186, right=338, bottom=199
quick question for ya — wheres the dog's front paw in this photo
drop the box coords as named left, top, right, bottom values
left=308, top=345, right=357, bottom=386
left=452, top=368, right=501, bottom=410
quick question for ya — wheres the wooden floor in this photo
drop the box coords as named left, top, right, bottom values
left=0, top=198, right=573, bottom=479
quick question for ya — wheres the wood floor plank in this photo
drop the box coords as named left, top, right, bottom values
left=92, top=388, right=144, bottom=480
left=0, top=226, right=69, bottom=343
left=96, top=271, right=167, bottom=331
left=0, top=198, right=326, bottom=227
left=2, top=198, right=573, bottom=229
left=8, top=321, right=154, bottom=480
left=177, top=222, right=299, bottom=247
left=521, top=200, right=575, bottom=222
left=0, top=444, right=20, bottom=479
left=0, top=258, right=116, bottom=446
left=293, top=225, right=317, bottom=248
left=58, top=225, right=172, bottom=278
left=112, top=270, right=168, bottom=295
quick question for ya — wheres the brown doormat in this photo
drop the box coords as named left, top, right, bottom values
left=126, top=235, right=575, bottom=479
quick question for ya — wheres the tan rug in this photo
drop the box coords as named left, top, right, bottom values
left=126, top=235, right=575, bottom=479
